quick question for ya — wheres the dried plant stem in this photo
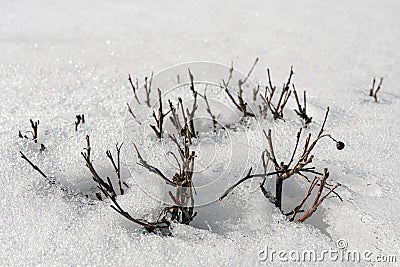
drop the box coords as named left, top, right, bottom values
left=81, top=135, right=115, bottom=197
left=187, top=69, right=198, bottom=137
left=238, top=58, right=259, bottom=87
left=224, top=59, right=259, bottom=117
left=133, top=143, right=175, bottom=186
left=293, top=85, right=312, bottom=125
left=20, top=151, right=47, bottom=178
left=29, top=119, right=39, bottom=143
left=260, top=67, right=293, bottom=120
left=128, top=74, right=141, bottom=104
left=150, top=89, right=171, bottom=139
left=200, top=87, right=217, bottom=131
left=295, top=169, right=341, bottom=223
left=369, top=77, right=383, bottom=102
left=106, top=143, right=124, bottom=195
left=75, top=114, right=85, bottom=131
left=144, top=72, right=154, bottom=107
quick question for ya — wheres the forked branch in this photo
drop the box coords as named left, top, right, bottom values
left=293, top=85, right=312, bottom=125
left=260, top=67, right=293, bottom=120
left=224, top=59, right=258, bottom=117
left=293, top=169, right=341, bottom=222
left=369, top=77, right=383, bottom=102
left=150, top=89, right=171, bottom=139
left=106, top=143, right=124, bottom=195
left=75, top=114, right=85, bottom=131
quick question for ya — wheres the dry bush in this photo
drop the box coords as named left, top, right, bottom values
left=18, top=63, right=348, bottom=235
left=220, top=107, right=344, bottom=223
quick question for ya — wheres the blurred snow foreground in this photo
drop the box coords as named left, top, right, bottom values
left=1, top=0, right=400, bottom=266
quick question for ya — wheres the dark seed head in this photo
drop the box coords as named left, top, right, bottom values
left=336, top=141, right=345, bottom=150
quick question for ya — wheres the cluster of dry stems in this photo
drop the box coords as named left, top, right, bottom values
left=18, top=61, right=362, bottom=235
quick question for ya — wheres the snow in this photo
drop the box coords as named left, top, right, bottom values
left=1, top=0, right=400, bottom=266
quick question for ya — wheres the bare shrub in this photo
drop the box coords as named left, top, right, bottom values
left=220, top=107, right=343, bottom=222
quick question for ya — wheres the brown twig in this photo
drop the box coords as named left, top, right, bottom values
left=106, top=143, right=124, bottom=195
left=144, top=72, right=154, bottom=107
left=187, top=69, right=198, bottom=137
left=150, top=89, right=171, bottom=139
left=29, top=119, right=39, bottom=143
left=293, top=85, right=312, bottom=125
left=369, top=77, right=383, bottom=102
left=169, top=100, right=184, bottom=136
left=128, top=74, right=141, bottom=105
left=20, top=151, right=78, bottom=196
left=81, top=135, right=115, bottom=197
left=296, top=169, right=341, bottom=223
left=253, top=85, right=260, bottom=102
left=219, top=168, right=283, bottom=201
left=201, top=87, right=218, bottom=131
left=177, top=97, right=193, bottom=143
left=225, top=84, right=255, bottom=117
left=126, top=103, right=142, bottom=125
left=222, top=61, right=234, bottom=88
left=20, top=151, right=47, bottom=178
left=133, top=143, right=175, bottom=186
left=98, top=179, right=170, bottom=234
left=238, top=58, right=259, bottom=87
left=223, top=59, right=259, bottom=117
left=75, top=114, right=85, bottom=131
left=260, top=67, right=293, bottom=121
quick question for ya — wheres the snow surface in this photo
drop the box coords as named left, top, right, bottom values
left=1, top=0, right=400, bottom=266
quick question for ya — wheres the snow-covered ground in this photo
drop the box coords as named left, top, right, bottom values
left=1, top=0, right=399, bottom=266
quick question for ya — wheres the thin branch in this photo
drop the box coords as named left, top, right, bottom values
left=369, top=77, right=383, bottom=102
left=20, top=151, right=47, bottom=178
left=106, top=143, right=124, bottom=195
left=219, top=168, right=284, bottom=201
left=287, top=128, right=302, bottom=168
left=98, top=184, right=169, bottom=233
left=75, top=114, right=85, bottom=131
left=200, top=86, right=217, bottom=131
left=128, top=74, right=141, bottom=104
left=127, top=103, right=142, bottom=125
left=260, top=67, right=293, bottom=120
left=144, top=72, right=154, bottom=107
left=289, top=177, right=319, bottom=222
left=297, top=169, right=341, bottom=223
left=293, top=85, right=312, bottom=125
left=222, top=61, right=234, bottom=88
left=29, top=119, right=39, bottom=143
left=150, top=89, right=172, bottom=139
left=81, top=135, right=114, bottom=196
left=238, top=58, right=259, bottom=86
left=133, top=143, right=175, bottom=186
